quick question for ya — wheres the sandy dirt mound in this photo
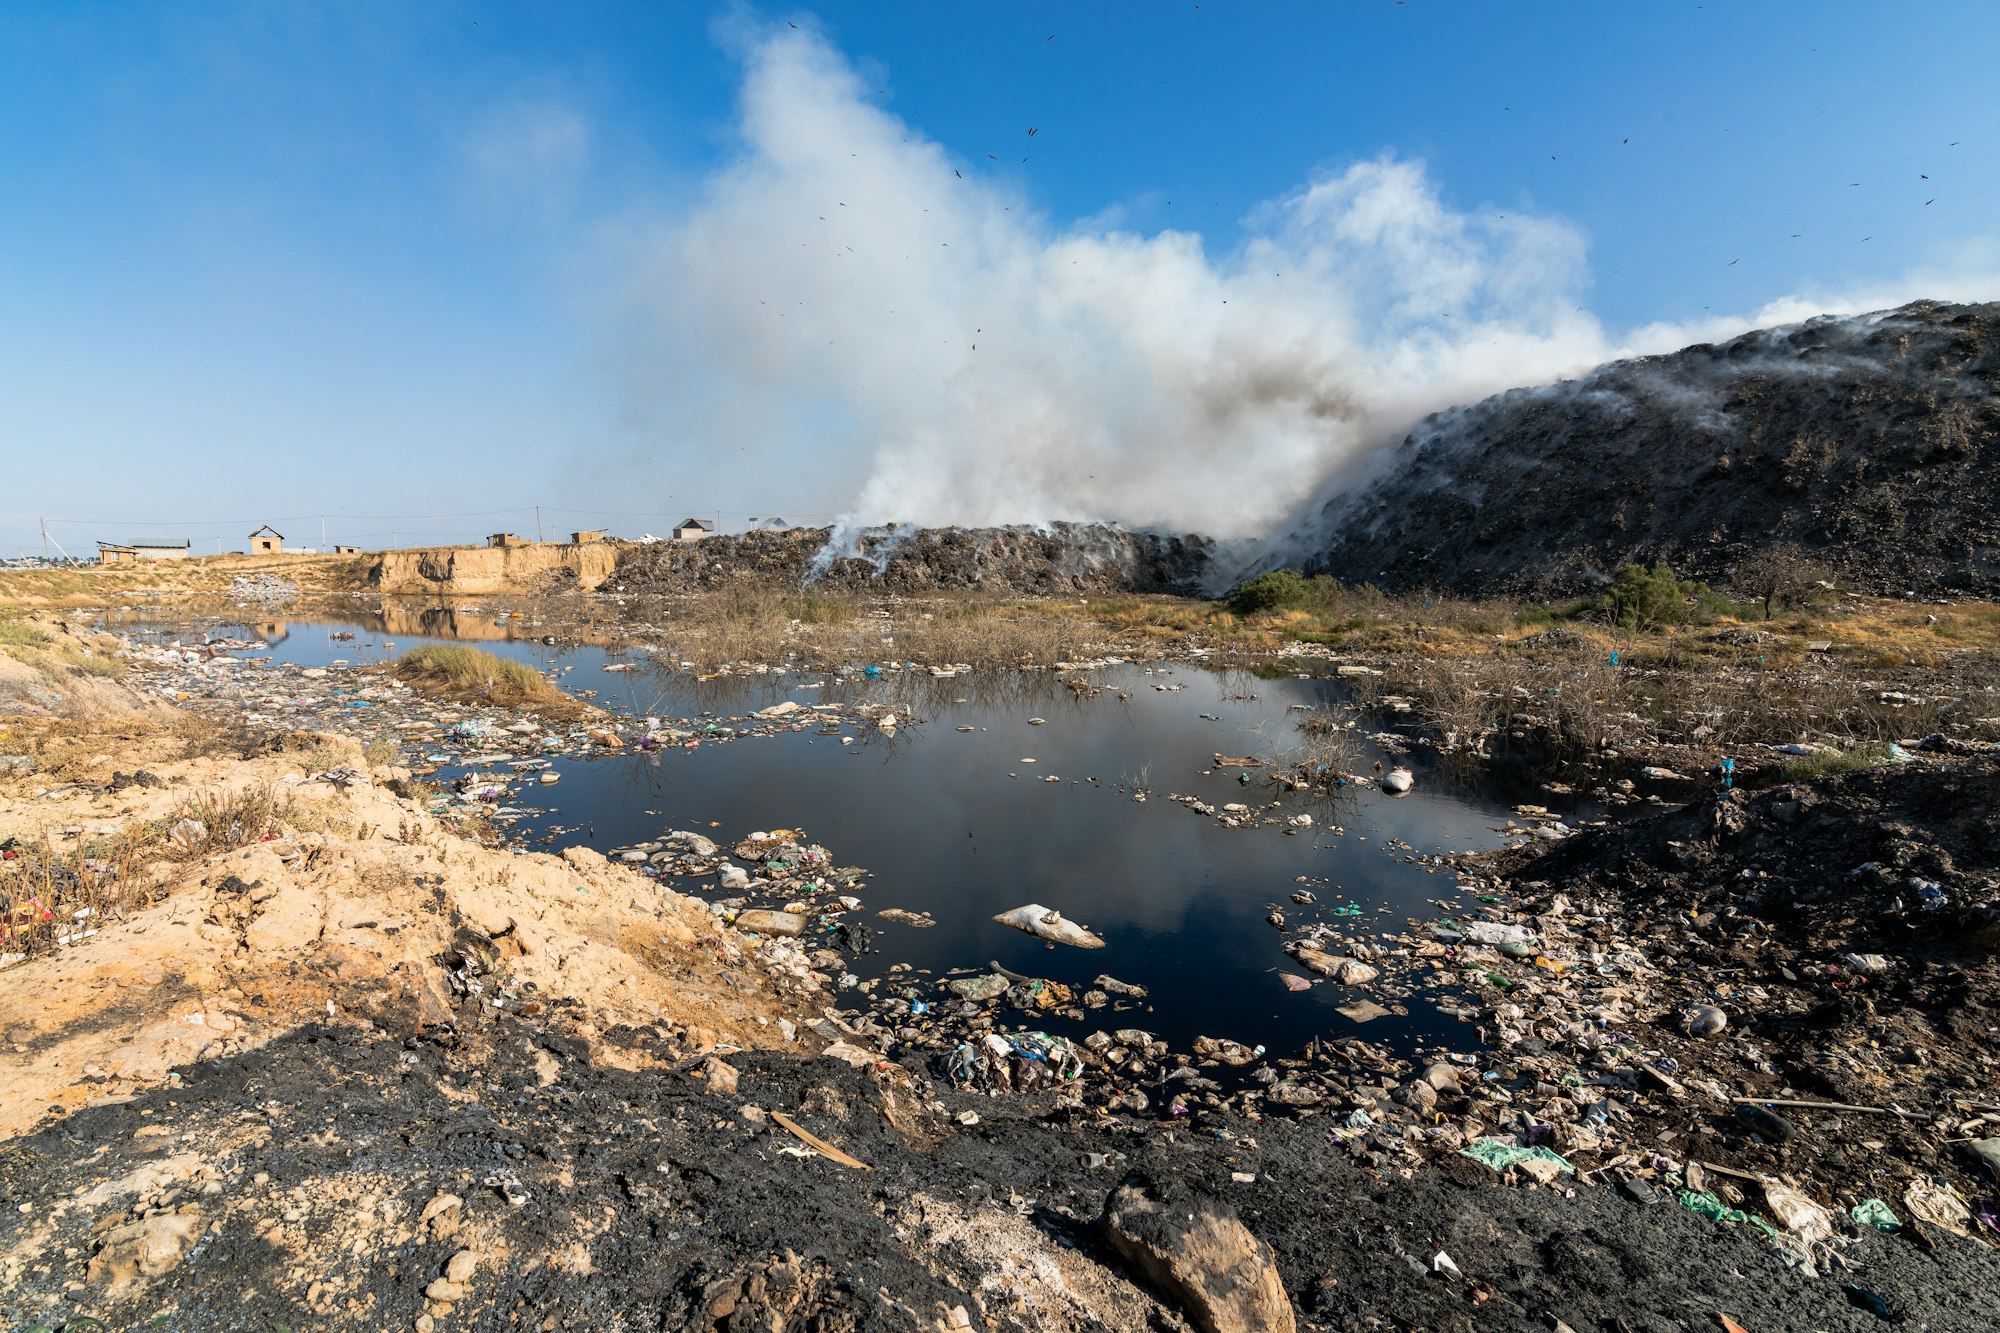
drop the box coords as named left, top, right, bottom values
left=0, top=613, right=170, bottom=724
left=0, top=735, right=825, bottom=1140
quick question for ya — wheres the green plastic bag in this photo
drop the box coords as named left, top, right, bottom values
left=1458, top=1138, right=1574, bottom=1175
left=1677, top=1189, right=1780, bottom=1239
left=1850, top=1198, right=1901, bottom=1232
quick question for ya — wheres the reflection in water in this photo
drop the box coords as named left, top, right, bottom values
left=119, top=609, right=1582, bottom=1058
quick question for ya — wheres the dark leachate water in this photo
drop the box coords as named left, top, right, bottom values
left=146, top=610, right=1544, bottom=1059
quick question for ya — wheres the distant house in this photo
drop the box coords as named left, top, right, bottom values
left=674, top=518, right=715, bottom=542
left=248, top=525, right=284, bottom=554
left=97, top=538, right=191, bottom=565
left=332, top=545, right=360, bottom=555
left=570, top=529, right=608, bottom=544
left=752, top=516, right=790, bottom=531
left=488, top=533, right=527, bottom=548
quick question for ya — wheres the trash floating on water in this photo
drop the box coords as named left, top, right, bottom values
left=993, top=903, right=1105, bottom=948
left=1382, top=766, right=1414, bottom=794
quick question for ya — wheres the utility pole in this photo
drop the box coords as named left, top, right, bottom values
left=40, top=517, right=49, bottom=561
left=535, top=505, right=542, bottom=543
left=321, top=515, right=327, bottom=552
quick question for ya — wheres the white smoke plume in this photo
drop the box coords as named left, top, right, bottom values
left=622, top=24, right=1998, bottom=542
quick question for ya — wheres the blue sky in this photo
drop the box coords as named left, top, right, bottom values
left=3, top=1, right=1996, bottom=554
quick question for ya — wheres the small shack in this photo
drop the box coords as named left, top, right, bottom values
left=98, top=538, right=191, bottom=564
left=570, top=529, right=608, bottom=544
left=674, top=518, right=715, bottom=542
left=332, top=545, right=360, bottom=555
left=488, top=533, right=527, bottom=548
left=248, top=525, right=284, bottom=554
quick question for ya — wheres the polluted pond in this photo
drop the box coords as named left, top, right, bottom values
left=108, top=610, right=1551, bottom=1082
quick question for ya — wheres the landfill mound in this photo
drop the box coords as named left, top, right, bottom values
left=1306, top=300, right=2000, bottom=596
left=612, top=522, right=1213, bottom=596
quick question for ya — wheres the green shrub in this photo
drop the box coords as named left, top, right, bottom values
left=1593, top=562, right=1714, bottom=631
left=1227, top=569, right=1311, bottom=615
left=1224, top=569, right=1369, bottom=617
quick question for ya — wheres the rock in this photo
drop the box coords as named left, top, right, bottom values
left=445, top=1250, right=479, bottom=1283
left=1735, top=1103, right=1796, bottom=1143
left=419, top=1193, right=464, bottom=1226
left=718, top=864, right=751, bottom=891
left=87, top=1211, right=201, bottom=1292
left=465, top=903, right=514, bottom=938
left=426, top=1278, right=466, bottom=1302
left=1100, top=1181, right=1295, bottom=1333
left=701, top=1056, right=740, bottom=1096
left=1683, top=1004, right=1728, bottom=1037
left=730, top=909, right=804, bottom=937
left=1962, top=1137, right=2000, bottom=1183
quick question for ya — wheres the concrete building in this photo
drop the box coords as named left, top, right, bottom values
left=248, top=525, right=284, bottom=554
left=674, top=518, right=715, bottom=542
left=487, top=533, right=527, bottom=548
left=332, top=545, right=360, bottom=555
left=570, top=529, right=608, bottom=544
left=97, top=538, right=191, bottom=564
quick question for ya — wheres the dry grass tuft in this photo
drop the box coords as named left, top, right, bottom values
left=1, top=783, right=292, bottom=961
left=162, top=783, right=292, bottom=860
left=395, top=644, right=589, bottom=717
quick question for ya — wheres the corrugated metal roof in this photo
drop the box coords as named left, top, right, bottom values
left=129, top=537, right=190, bottom=548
